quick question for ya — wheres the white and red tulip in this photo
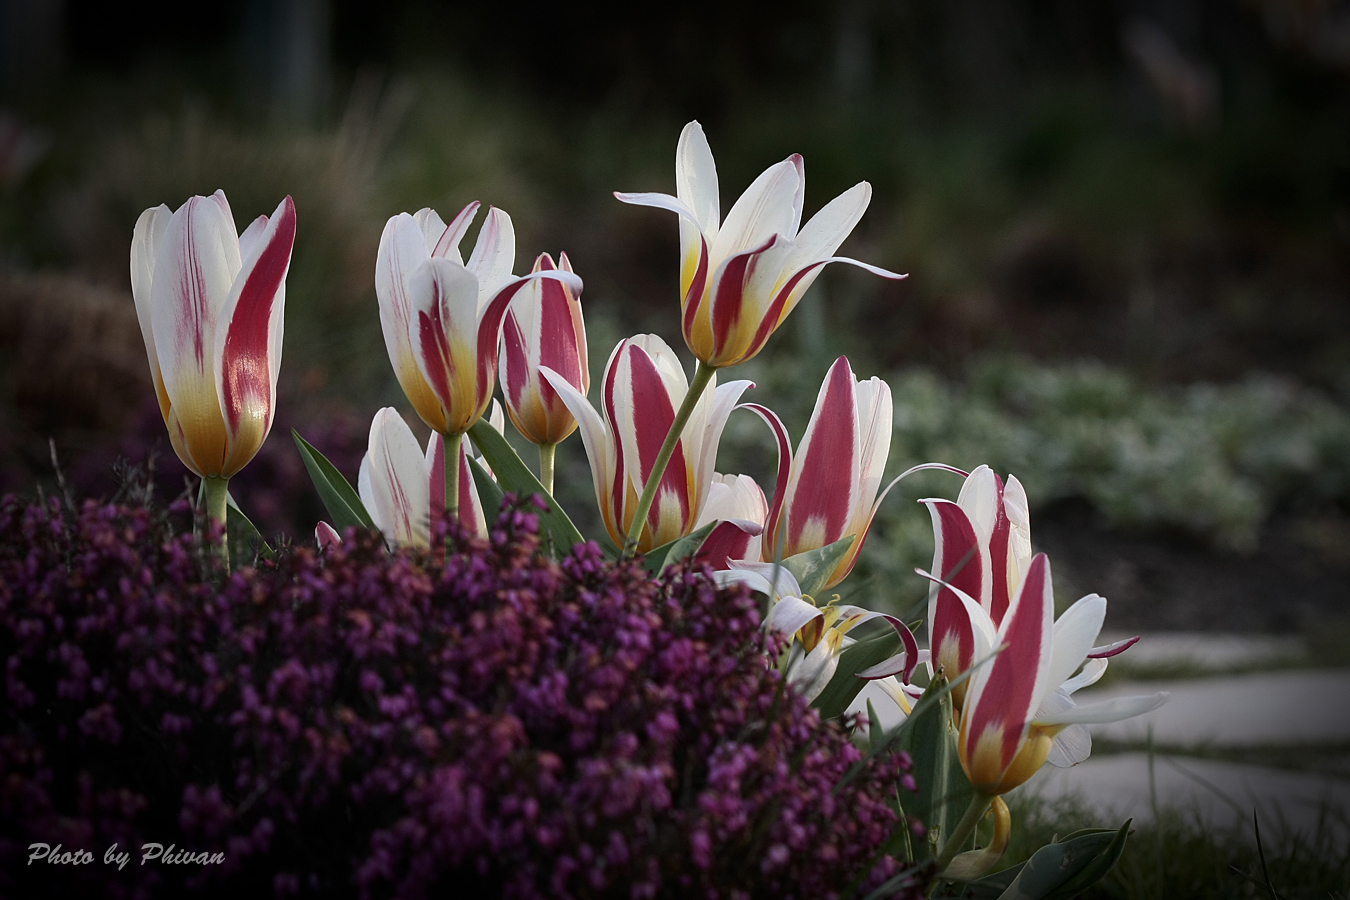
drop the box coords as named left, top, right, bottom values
left=956, top=553, right=1166, bottom=795
left=746, top=356, right=954, bottom=590
left=723, top=562, right=922, bottom=704
left=356, top=406, right=501, bottom=549
left=921, top=465, right=1033, bottom=706
left=130, top=190, right=296, bottom=479
left=376, top=204, right=580, bottom=436
left=616, top=121, right=904, bottom=368
left=499, top=252, right=589, bottom=446
left=540, top=334, right=752, bottom=553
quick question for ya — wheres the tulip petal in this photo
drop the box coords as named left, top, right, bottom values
left=409, top=258, right=481, bottom=431
left=962, top=553, right=1055, bottom=788
left=359, top=408, right=431, bottom=549
left=676, top=120, right=720, bottom=237
left=465, top=206, right=516, bottom=300
left=426, top=431, right=445, bottom=528
left=790, top=637, right=840, bottom=703
left=695, top=519, right=763, bottom=570
left=377, top=213, right=445, bottom=431
left=1047, top=724, right=1092, bottom=768
left=150, top=192, right=243, bottom=476
left=726, top=559, right=804, bottom=600
left=131, top=203, right=172, bottom=413
left=315, top=520, right=342, bottom=552
left=765, top=594, right=824, bottom=639
left=215, top=195, right=295, bottom=477
left=712, top=156, right=801, bottom=263
left=541, top=365, right=617, bottom=540
left=781, top=181, right=871, bottom=274
left=1046, top=593, right=1107, bottom=690
left=431, top=201, right=482, bottom=260
left=612, top=341, right=691, bottom=544
left=1034, top=692, right=1168, bottom=727
left=690, top=378, right=754, bottom=523
left=613, top=190, right=702, bottom=225
left=781, top=357, right=858, bottom=555
left=739, top=403, right=794, bottom=555
left=1061, top=657, right=1108, bottom=694
left=1088, top=635, right=1140, bottom=659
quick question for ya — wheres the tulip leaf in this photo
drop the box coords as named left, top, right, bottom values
left=643, top=521, right=718, bottom=575
left=811, top=630, right=902, bottom=720
left=984, top=821, right=1130, bottom=900
left=866, top=698, right=886, bottom=750
left=466, top=456, right=506, bottom=522
left=467, top=419, right=585, bottom=554
left=781, top=535, right=855, bottom=597
left=891, top=675, right=974, bottom=863
left=293, top=430, right=376, bottom=532
left=225, top=491, right=273, bottom=562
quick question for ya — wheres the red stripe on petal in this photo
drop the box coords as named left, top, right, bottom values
left=221, top=196, right=296, bottom=433
left=709, top=235, right=777, bottom=353
left=428, top=432, right=446, bottom=524
left=475, top=276, right=540, bottom=409
left=501, top=310, right=530, bottom=407
left=625, top=345, right=689, bottom=530
left=988, top=473, right=1013, bottom=625
left=743, top=260, right=823, bottom=363
left=694, top=519, right=761, bottom=570
left=786, top=357, right=856, bottom=549
left=966, top=553, right=1053, bottom=776
left=535, top=275, right=583, bottom=402
left=682, top=234, right=710, bottom=338
left=457, top=442, right=476, bottom=531
left=604, top=343, right=629, bottom=524
left=926, top=499, right=985, bottom=678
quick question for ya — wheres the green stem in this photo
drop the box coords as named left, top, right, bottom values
left=539, top=442, right=556, bottom=496
left=202, top=475, right=230, bottom=570
left=445, top=432, right=463, bottom=526
left=932, top=792, right=994, bottom=881
left=621, top=360, right=716, bottom=559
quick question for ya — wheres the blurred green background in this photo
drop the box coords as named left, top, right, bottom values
left=1, top=0, right=1348, bottom=632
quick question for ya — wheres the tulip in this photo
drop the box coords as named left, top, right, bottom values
left=498, top=251, right=588, bottom=493
left=540, top=334, right=752, bottom=553
left=616, top=120, right=904, bottom=369
left=720, top=562, right=921, bottom=704
left=921, top=465, right=1032, bottom=707
left=746, top=356, right=961, bottom=590
left=130, top=190, right=296, bottom=545
left=357, top=406, right=500, bottom=549
left=930, top=552, right=1165, bottom=875
left=376, top=204, right=581, bottom=521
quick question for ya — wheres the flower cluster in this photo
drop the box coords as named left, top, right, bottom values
left=0, top=494, right=925, bottom=899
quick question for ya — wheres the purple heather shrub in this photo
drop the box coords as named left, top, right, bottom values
left=0, top=492, right=927, bottom=899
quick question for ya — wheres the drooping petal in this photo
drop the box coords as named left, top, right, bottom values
left=789, top=635, right=840, bottom=704
left=725, top=559, right=804, bottom=600
left=1088, top=635, right=1140, bottom=659
left=1034, top=692, right=1168, bottom=727
left=215, top=195, right=296, bottom=477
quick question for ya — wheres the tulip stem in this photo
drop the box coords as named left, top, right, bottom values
left=539, top=442, right=556, bottom=496
left=445, top=431, right=463, bottom=530
left=932, top=793, right=994, bottom=881
left=202, top=476, right=230, bottom=570
left=621, top=360, right=716, bottom=559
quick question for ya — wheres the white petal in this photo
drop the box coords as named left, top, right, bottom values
left=1061, top=657, right=1108, bottom=694
left=1047, top=724, right=1092, bottom=767
left=727, top=559, right=803, bottom=599
left=130, top=204, right=172, bottom=379
left=710, top=157, right=801, bottom=264
left=790, top=638, right=839, bottom=703
left=780, top=181, right=870, bottom=273
left=1047, top=594, right=1107, bottom=689
left=465, top=206, right=516, bottom=301
left=1034, top=692, right=1168, bottom=727
left=956, top=465, right=999, bottom=546
left=765, top=594, right=824, bottom=638
left=675, top=120, right=720, bottom=236
left=412, top=207, right=448, bottom=253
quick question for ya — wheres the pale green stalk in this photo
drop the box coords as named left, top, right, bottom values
left=539, top=442, right=557, bottom=495
left=445, top=432, right=464, bottom=524
left=621, top=360, right=716, bottom=558
left=202, top=475, right=230, bottom=570
left=931, top=793, right=994, bottom=882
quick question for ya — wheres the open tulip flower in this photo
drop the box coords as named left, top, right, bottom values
left=357, top=406, right=500, bottom=549
left=747, top=356, right=959, bottom=590
left=616, top=122, right=905, bottom=368
left=721, top=562, right=921, bottom=704
left=955, top=552, right=1166, bottom=797
left=131, top=190, right=296, bottom=527
left=541, top=334, right=752, bottom=553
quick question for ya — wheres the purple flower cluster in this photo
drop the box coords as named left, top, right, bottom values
left=0, top=494, right=926, bottom=899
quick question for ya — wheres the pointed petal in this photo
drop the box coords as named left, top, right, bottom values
left=412, top=207, right=448, bottom=252
left=130, top=203, right=172, bottom=410
left=789, top=637, right=839, bottom=703
left=465, top=206, right=516, bottom=299
left=315, top=520, right=342, bottom=552
left=613, top=190, right=702, bottom=224
left=215, top=195, right=295, bottom=477
left=739, top=403, right=794, bottom=556
left=676, top=120, right=720, bottom=236
left=1035, top=692, right=1168, bottom=727
left=690, top=378, right=755, bottom=523
left=765, top=594, right=824, bottom=639
left=781, top=357, right=858, bottom=556
left=361, top=408, right=430, bottom=549
left=433, top=201, right=482, bottom=260
left=726, top=559, right=803, bottom=599
left=376, top=213, right=445, bottom=431
left=781, top=181, right=870, bottom=273
left=712, top=157, right=801, bottom=262
left=1047, top=594, right=1107, bottom=690
left=1088, top=635, right=1140, bottom=659
left=922, top=499, right=988, bottom=669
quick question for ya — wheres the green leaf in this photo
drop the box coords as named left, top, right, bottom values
left=811, top=630, right=901, bottom=719
left=468, top=420, right=585, bottom=554
left=781, top=534, right=855, bottom=596
left=642, top=520, right=717, bottom=574
left=293, top=430, right=375, bottom=532
left=895, top=675, right=975, bottom=863
left=225, top=491, right=273, bottom=562
left=866, top=698, right=885, bottom=750
left=467, top=456, right=505, bottom=521
left=993, top=821, right=1131, bottom=900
